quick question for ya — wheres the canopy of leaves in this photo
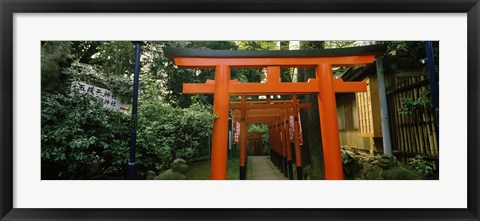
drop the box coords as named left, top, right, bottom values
left=41, top=41, right=73, bottom=93
left=234, top=41, right=278, bottom=83
left=144, top=41, right=237, bottom=107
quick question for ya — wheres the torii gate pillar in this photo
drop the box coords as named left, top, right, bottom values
left=317, top=63, right=343, bottom=179
left=210, top=64, right=230, bottom=180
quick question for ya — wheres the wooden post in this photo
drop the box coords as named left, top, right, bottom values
left=275, top=117, right=283, bottom=172
left=271, top=123, right=276, bottom=166
left=210, top=64, right=230, bottom=180
left=273, top=123, right=278, bottom=167
left=375, top=56, right=392, bottom=155
left=267, top=66, right=281, bottom=83
left=269, top=124, right=274, bottom=164
left=284, top=109, right=294, bottom=180
left=281, top=114, right=289, bottom=177
left=292, top=94, right=303, bottom=180
left=316, top=63, right=344, bottom=180
left=239, top=95, right=247, bottom=180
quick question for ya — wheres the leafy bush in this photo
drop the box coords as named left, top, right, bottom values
left=42, top=89, right=215, bottom=179
left=41, top=90, right=130, bottom=179
left=136, top=100, right=215, bottom=175
left=399, top=90, right=431, bottom=115
left=63, top=62, right=132, bottom=100
left=248, top=124, right=269, bottom=151
left=408, top=155, right=434, bottom=178
left=341, top=150, right=361, bottom=179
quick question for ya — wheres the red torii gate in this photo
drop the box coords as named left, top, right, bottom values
left=247, top=132, right=265, bottom=156
left=163, top=45, right=385, bottom=180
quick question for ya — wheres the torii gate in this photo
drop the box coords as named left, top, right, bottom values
left=163, top=45, right=386, bottom=180
left=247, top=132, right=265, bottom=156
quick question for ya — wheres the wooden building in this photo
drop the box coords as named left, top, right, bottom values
left=336, top=53, right=439, bottom=164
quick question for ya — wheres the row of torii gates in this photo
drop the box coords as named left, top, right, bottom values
left=164, top=45, right=386, bottom=180
left=231, top=97, right=309, bottom=179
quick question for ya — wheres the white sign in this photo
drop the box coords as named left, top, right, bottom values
left=234, top=121, right=241, bottom=144
left=289, top=115, right=294, bottom=142
left=71, top=81, right=126, bottom=111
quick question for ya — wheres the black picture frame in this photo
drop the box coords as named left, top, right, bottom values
left=1, top=1, right=479, bottom=220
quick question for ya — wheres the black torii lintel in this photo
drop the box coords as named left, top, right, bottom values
left=162, top=44, right=387, bottom=60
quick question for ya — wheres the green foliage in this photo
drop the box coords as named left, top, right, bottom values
left=42, top=42, right=136, bottom=179
left=41, top=42, right=73, bottom=93
left=248, top=124, right=270, bottom=151
left=235, top=41, right=277, bottom=83
left=236, top=41, right=277, bottom=50
left=70, top=41, right=102, bottom=64
left=153, top=169, right=187, bottom=180
left=145, top=41, right=237, bottom=108
left=324, top=41, right=358, bottom=49
left=299, top=41, right=325, bottom=50
left=89, top=41, right=136, bottom=77
left=408, top=155, right=434, bottom=178
left=399, top=90, right=431, bottom=115
left=64, top=62, right=132, bottom=100
left=41, top=88, right=215, bottom=179
left=383, top=166, right=422, bottom=180
left=341, top=150, right=360, bottom=178
left=385, top=41, right=427, bottom=63
left=184, top=158, right=240, bottom=180
left=42, top=41, right=223, bottom=180
left=136, top=100, right=215, bottom=174
left=41, top=40, right=439, bottom=180
left=248, top=123, right=268, bottom=133
left=43, top=41, right=135, bottom=100
left=41, top=90, right=130, bottom=179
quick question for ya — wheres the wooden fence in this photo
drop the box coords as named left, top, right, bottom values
left=386, top=76, right=438, bottom=166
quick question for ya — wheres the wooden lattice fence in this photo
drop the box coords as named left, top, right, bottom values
left=386, top=76, right=438, bottom=166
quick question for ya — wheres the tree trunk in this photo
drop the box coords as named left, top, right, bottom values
left=298, top=41, right=325, bottom=180
left=279, top=41, right=292, bottom=82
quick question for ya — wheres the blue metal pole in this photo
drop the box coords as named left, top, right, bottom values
left=425, top=41, right=439, bottom=141
left=128, top=42, right=142, bottom=180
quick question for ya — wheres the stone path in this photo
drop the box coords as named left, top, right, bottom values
left=246, top=156, right=287, bottom=180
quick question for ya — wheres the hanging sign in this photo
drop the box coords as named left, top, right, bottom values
left=298, top=113, right=304, bottom=145
left=234, top=121, right=241, bottom=144
left=287, top=114, right=304, bottom=145
left=289, top=115, right=294, bottom=143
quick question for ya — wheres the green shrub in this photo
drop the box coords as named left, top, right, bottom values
left=136, top=100, right=214, bottom=175
left=399, top=90, right=431, bottom=115
left=41, top=90, right=130, bottom=179
left=42, top=90, right=215, bottom=179
left=408, top=155, right=434, bottom=178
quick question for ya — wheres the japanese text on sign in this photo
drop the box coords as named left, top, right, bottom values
left=287, top=114, right=304, bottom=145
left=234, top=121, right=241, bottom=144
left=289, top=115, right=294, bottom=143
left=71, top=81, right=126, bottom=111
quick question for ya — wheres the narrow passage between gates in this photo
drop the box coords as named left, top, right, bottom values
left=247, top=156, right=287, bottom=180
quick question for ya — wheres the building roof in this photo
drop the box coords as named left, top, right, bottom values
left=341, top=65, right=374, bottom=81
left=341, top=53, right=427, bottom=81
